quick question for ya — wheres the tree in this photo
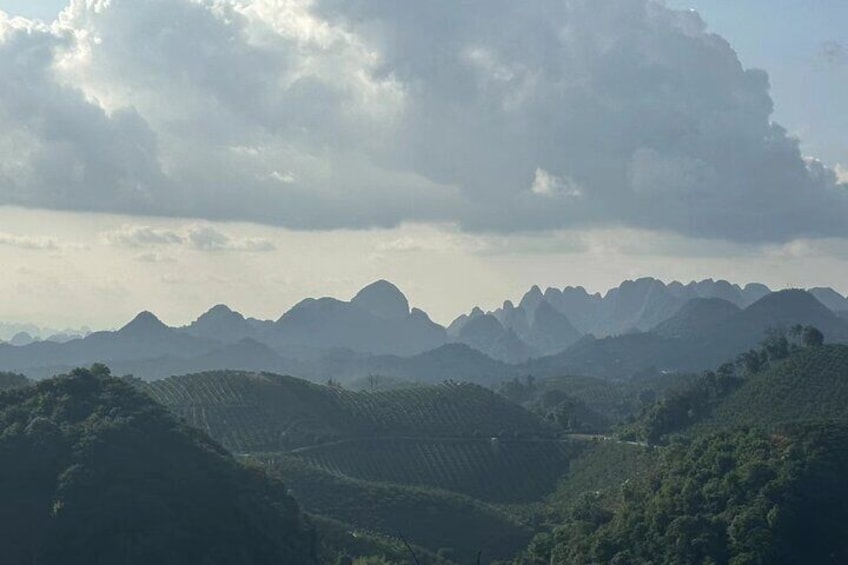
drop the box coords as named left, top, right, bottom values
left=802, top=326, right=824, bottom=348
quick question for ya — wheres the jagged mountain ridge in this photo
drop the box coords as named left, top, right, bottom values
left=456, top=277, right=776, bottom=341
left=2, top=279, right=848, bottom=381
left=528, top=289, right=848, bottom=379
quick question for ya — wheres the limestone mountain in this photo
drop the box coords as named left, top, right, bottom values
left=272, top=281, right=446, bottom=356
left=529, top=289, right=848, bottom=380
left=652, top=297, right=742, bottom=339
left=456, top=311, right=536, bottom=363
left=350, top=279, right=410, bottom=320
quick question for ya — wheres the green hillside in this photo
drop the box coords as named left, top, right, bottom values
left=543, top=441, right=657, bottom=520
left=499, top=372, right=697, bottom=434
left=142, top=371, right=555, bottom=453
left=141, top=369, right=572, bottom=561
left=0, top=370, right=28, bottom=391
left=263, top=455, right=533, bottom=564
left=700, top=344, right=848, bottom=431
left=291, top=437, right=574, bottom=503
left=529, top=426, right=848, bottom=564
left=0, top=366, right=316, bottom=565
left=311, top=515, right=444, bottom=565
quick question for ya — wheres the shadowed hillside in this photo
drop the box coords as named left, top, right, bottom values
left=0, top=366, right=317, bottom=565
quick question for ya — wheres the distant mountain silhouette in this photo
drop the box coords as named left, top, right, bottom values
left=272, top=282, right=446, bottom=356
left=524, top=300, right=582, bottom=355
left=456, top=311, right=536, bottom=363
left=539, top=277, right=773, bottom=336
left=452, top=288, right=581, bottom=361
left=0, top=311, right=216, bottom=378
left=529, top=289, right=848, bottom=379
left=809, top=287, right=848, bottom=312
left=118, top=311, right=170, bottom=337
left=3, top=279, right=848, bottom=383
left=181, top=304, right=272, bottom=343
left=8, top=331, right=36, bottom=347
left=350, top=280, right=410, bottom=320
left=653, top=298, right=741, bottom=338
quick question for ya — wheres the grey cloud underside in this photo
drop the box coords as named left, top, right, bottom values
left=0, top=0, right=845, bottom=241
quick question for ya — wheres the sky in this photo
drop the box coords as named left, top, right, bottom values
left=0, top=0, right=846, bottom=330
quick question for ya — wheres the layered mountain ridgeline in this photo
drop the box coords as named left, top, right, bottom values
left=0, top=322, right=91, bottom=345
left=527, top=289, right=848, bottom=379
left=0, top=311, right=222, bottom=379
left=4, top=278, right=848, bottom=383
left=0, top=366, right=317, bottom=565
left=448, top=295, right=581, bottom=363
left=448, top=278, right=776, bottom=363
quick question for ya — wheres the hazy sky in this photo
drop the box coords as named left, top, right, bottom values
left=0, top=0, right=846, bottom=329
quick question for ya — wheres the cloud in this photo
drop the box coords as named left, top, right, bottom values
left=104, top=226, right=184, bottom=247
left=836, top=164, right=848, bottom=184
left=135, top=252, right=175, bottom=263
left=103, top=224, right=277, bottom=252
left=530, top=168, right=583, bottom=198
left=186, top=224, right=276, bottom=252
left=0, top=1, right=845, bottom=243
left=0, top=232, right=59, bottom=250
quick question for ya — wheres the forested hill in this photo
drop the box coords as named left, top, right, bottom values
left=141, top=370, right=568, bottom=561
left=0, top=366, right=317, bottom=565
left=701, top=343, right=848, bottom=430
left=518, top=342, right=848, bottom=564
left=626, top=343, right=848, bottom=443
left=0, top=371, right=28, bottom=391
left=536, top=425, right=848, bottom=564
left=141, top=370, right=556, bottom=452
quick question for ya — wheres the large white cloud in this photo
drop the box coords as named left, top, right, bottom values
left=0, top=0, right=845, bottom=242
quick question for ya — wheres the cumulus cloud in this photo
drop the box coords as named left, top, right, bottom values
left=103, top=224, right=277, bottom=252
left=0, top=0, right=845, bottom=242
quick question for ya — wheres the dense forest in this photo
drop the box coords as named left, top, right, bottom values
left=524, top=426, right=848, bottom=564
left=0, top=366, right=317, bottom=565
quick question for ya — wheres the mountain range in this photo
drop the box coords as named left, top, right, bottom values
left=2, top=278, right=848, bottom=382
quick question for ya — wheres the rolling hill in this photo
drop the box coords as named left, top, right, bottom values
left=698, top=344, right=848, bottom=431
left=142, top=371, right=556, bottom=453
left=265, top=456, right=532, bottom=563
left=290, top=436, right=574, bottom=503
left=141, top=369, right=571, bottom=561
left=0, top=366, right=317, bottom=565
